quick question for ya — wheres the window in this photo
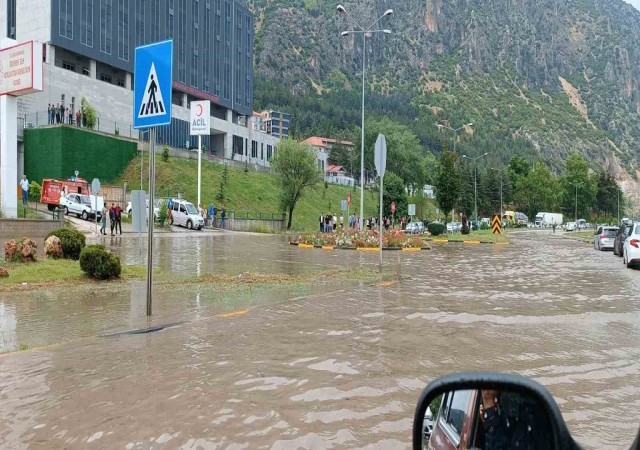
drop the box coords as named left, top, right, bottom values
left=261, top=143, right=264, bottom=160
left=438, top=390, right=473, bottom=445
left=135, top=1, right=144, bottom=45
left=62, top=61, right=75, bottom=72
left=167, top=0, right=174, bottom=38
left=233, top=135, right=243, bottom=155
left=82, top=67, right=90, bottom=76
left=100, top=0, right=113, bottom=54
left=100, top=73, right=113, bottom=83
left=117, top=0, right=129, bottom=61
left=59, top=0, right=73, bottom=39
left=251, top=141, right=257, bottom=159
left=117, top=79, right=125, bottom=87
left=7, top=0, right=16, bottom=39
left=80, top=0, right=94, bottom=47
left=267, top=145, right=273, bottom=161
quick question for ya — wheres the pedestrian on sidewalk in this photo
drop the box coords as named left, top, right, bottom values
left=19, top=175, right=29, bottom=206
left=115, top=204, right=123, bottom=235
left=109, top=203, right=116, bottom=235
left=47, top=104, right=52, bottom=124
left=220, top=206, right=226, bottom=229
left=208, top=203, right=215, bottom=228
left=76, top=110, right=81, bottom=127
left=100, top=203, right=108, bottom=235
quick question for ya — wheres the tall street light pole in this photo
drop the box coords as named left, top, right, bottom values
left=463, top=153, right=488, bottom=223
left=490, top=166, right=503, bottom=219
left=338, top=5, right=393, bottom=229
left=569, top=181, right=583, bottom=223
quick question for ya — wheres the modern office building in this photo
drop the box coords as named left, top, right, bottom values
left=1, top=0, right=280, bottom=166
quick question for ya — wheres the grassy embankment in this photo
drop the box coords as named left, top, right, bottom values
left=564, top=231, right=595, bottom=244
left=118, top=156, right=380, bottom=232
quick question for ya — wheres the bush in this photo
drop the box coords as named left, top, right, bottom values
left=46, top=228, right=86, bottom=260
left=79, top=245, right=121, bottom=279
left=28, top=181, right=42, bottom=202
left=480, top=222, right=490, bottom=231
left=162, top=145, right=170, bottom=162
left=428, top=222, right=446, bottom=236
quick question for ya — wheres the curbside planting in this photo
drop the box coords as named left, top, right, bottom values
left=289, top=242, right=432, bottom=251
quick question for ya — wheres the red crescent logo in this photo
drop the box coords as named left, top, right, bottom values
left=196, top=104, right=203, bottom=116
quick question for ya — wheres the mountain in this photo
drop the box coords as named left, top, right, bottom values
left=248, top=0, right=640, bottom=207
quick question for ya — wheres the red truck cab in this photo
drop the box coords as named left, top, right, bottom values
left=40, top=178, right=90, bottom=210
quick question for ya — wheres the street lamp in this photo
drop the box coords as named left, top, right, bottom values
left=437, top=122, right=473, bottom=153
left=569, top=181, right=583, bottom=223
left=338, top=4, right=393, bottom=229
left=490, top=166, right=504, bottom=219
left=462, top=153, right=488, bottom=223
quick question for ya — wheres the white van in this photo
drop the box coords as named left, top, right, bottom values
left=169, top=199, right=205, bottom=230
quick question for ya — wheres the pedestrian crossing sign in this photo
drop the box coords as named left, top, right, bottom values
left=133, top=40, right=173, bottom=129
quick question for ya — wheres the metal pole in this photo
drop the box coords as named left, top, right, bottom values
left=474, top=163, right=478, bottom=223
left=197, top=134, right=202, bottom=209
left=500, top=170, right=503, bottom=219
left=618, top=189, right=620, bottom=223
left=359, top=35, right=366, bottom=230
left=146, top=128, right=156, bottom=316
left=379, top=175, right=384, bottom=272
left=575, top=185, right=578, bottom=223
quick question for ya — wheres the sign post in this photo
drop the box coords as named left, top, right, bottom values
left=133, top=40, right=173, bottom=316
left=0, top=39, right=43, bottom=218
left=374, top=134, right=387, bottom=271
left=190, top=100, right=210, bottom=209
left=492, top=214, right=502, bottom=235
left=91, top=178, right=101, bottom=235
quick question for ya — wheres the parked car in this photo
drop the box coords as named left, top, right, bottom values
left=169, top=199, right=205, bottom=230
left=576, top=219, right=587, bottom=230
left=406, top=222, right=425, bottom=234
left=623, top=223, right=640, bottom=269
left=446, top=222, right=461, bottom=233
left=565, top=221, right=576, bottom=232
left=593, top=226, right=618, bottom=251
left=614, top=224, right=632, bottom=257
left=59, top=193, right=102, bottom=221
left=126, top=199, right=161, bottom=221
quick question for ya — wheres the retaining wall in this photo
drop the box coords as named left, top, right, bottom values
left=0, top=216, right=65, bottom=240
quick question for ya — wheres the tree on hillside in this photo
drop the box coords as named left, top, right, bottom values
left=508, top=156, right=531, bottom=196
left=271, top=139, right=322, bottom=230
left=382, top=172, right=408, bottom=218
left=434, top=151, right=462, bottom=223
left=458, top=161, right=475, bottom=217
left=595, top=171, right=622, bottom=219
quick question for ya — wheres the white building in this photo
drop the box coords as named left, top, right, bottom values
left=0, top=0, right=280, bottom=167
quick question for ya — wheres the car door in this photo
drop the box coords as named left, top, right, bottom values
left=68, top=195, right=80, bottom=215
left=595, top=226, right=602, bottom=246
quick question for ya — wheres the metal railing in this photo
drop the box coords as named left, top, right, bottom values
left=21, top=110, right=138, bottom=139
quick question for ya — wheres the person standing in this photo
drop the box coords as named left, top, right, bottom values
left=208, top=203, right=215, bottom=228
left=220, top=205, right=226, bottom=229
left=100, top=203, right=108, bottom=235
left=47, top=104, right=52, bottom=124
left=115, top=203, right=123, bottom=235
left=319, top=213, right=324, bottom=232
left=76, top=109, right=81, bottom=127
left=109, top=203, right=117, bottom=235
left=19, top=175, right=29, bottom=206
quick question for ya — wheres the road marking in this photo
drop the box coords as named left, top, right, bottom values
left=463, top=240, right=481, bottom=245
left=298, top=244, right=314, bottom=249
left=217, top=309, right=249, bottom=318
left=322, top=246, right=334, bottom=250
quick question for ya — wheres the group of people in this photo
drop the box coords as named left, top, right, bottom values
left=345, top=214, right=396, bottom=231
left=198, top=203, right=226, bottom=229
left=100, top=203, right=123, bottom=236
left=47, top=103, right=82, bottom=126
left=319, top=214, right=341, bottom=232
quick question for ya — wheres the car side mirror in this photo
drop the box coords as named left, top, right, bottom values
left=413, top=372, right=581, bottom=450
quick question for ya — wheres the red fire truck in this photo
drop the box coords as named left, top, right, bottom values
left=40, top=177, right=90, bottom=210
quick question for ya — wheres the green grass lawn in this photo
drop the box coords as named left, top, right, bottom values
left=429, top=229, right=509, bottom=243
left=565, top=231, right=595, bottom=243
left=0, top=259, right=146, bottom=288
left=119, top=156, right=380, bottom=231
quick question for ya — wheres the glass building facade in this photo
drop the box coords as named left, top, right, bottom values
left=49, top=0, right=254, bottom=116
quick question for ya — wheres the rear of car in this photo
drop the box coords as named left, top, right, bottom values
left=614, top=225, right=632, bottom=257
left=623, top=224, right=640, bottom=268
left=594, top=226, right=618, bottom=251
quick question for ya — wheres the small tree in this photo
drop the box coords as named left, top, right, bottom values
left=434, top=151, right=462, bottom=224
left=80, top=97, right=97, bottom=129
left=271, top=139, right=322, bottom=230
left=216, top=164, right=230, bottom=203
left=161, top=145, right=170, bottom=162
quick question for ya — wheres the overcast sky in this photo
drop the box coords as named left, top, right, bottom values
left=625, top=0, right=640, bottom=10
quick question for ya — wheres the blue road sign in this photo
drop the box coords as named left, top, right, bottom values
left=133, top=40, right=173, bottom=129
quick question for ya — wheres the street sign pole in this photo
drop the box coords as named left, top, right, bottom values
left=374, top=134, right=387, bottom=272
left=147, top=128, right=155, bottom=316
left=197, top=134, right=202, bottom=208
left=134, top=39, right=173, bottom=317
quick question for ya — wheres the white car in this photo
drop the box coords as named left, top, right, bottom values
left=126, top=199, right=160, bottom=220
left=565, top=222, right=577, bottom=232
left=623, top=223, right=640, bottom=268
left=169, top=199, right=205, bottom=230
left=594, top=226, right=618, bottom=251
left=59, top=194, right=101, bottom=221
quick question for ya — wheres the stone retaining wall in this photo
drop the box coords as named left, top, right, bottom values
left=0, top=217, right=65, bottom=240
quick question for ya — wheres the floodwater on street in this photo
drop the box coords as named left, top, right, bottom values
left=1, top=231, right=640, bottom=449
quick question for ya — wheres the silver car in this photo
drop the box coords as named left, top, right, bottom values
left=594, top=226, right=618, bottom=251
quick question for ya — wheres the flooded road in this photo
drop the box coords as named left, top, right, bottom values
left=1, top=231, right=640, bottom=449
